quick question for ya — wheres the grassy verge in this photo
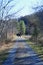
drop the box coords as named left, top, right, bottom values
left=27, top=40, right=43, bottom=60
left=0, top=50, right=9, bottom=65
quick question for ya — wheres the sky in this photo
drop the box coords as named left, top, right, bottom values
left=0, top=0, right=43, bottom=18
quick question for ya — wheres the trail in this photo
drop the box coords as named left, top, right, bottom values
left=3, top=37, right=43, bottom=65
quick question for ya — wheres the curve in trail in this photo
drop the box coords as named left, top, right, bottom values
left=2, top=37, right=43, bottom=65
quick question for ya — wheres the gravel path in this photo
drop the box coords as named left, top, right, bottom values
left=3, top=37, right=43, bottom=65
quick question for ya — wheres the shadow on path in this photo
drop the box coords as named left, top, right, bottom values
left=2, top=37, right=43, bottom=65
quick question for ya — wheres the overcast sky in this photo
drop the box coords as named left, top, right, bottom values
left=0, top=0, right=43, bottom=18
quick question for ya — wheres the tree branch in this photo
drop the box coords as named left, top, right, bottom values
left=5, top=7, right=24, bottom=19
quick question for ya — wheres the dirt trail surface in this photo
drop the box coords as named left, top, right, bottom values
left=3, top=37, right=43, bottom=65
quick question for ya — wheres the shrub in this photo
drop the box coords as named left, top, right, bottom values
left=5, top=39, right=11, bottom=44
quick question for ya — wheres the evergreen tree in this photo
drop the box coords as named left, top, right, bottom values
left=32, top=25, right=39, bottom=43
left=19, top=20, right=26, bottom=35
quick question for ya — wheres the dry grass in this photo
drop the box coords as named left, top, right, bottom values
left=0, top=35, right=17, bottom=52
left=0, top=42, right=14, bottom=52
left=22, top=35, right=31, bottom=40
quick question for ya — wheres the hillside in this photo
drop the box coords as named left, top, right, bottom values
left=26, top=10, right=43, bottom=31
left=19, top=10, right=43, bottom=34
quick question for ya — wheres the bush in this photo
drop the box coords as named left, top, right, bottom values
left=38, top=38, right=43, bottom=46
left=5, top=39, right=11, bottom=44
left=29, top=37, right=34, bottom=42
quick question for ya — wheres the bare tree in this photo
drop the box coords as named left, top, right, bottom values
left=0, top=0, right=24, bottom=42
left=32, top=5, right=43, bottom=12
left=0, top=0, right=15, bottom=42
